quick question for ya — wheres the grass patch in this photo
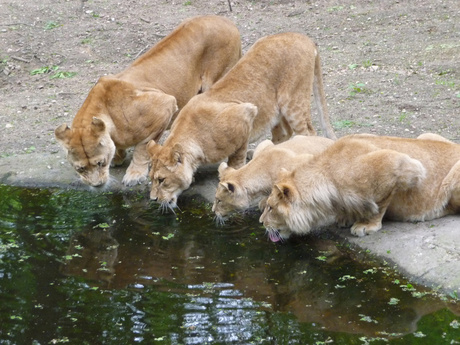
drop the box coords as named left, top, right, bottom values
left=334, top=120, right=356, bottom=129
left=44, top=21, right=61, bottom=30
left=334, top=119, right=374, bottom=130
left=362, top=59, right=373, bottom=68
left=30, top=66, right=77, bottom=79
left=50, top=71, right=77, bottom=79
left=30, top=66, right=59, bottom=75
left=348, top=82, right=373, bottom=98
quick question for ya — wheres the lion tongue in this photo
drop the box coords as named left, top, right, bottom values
left=269, top=231, right=281, bottom=243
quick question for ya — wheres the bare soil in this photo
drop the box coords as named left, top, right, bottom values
left=1, top=0, right=459, bottom=158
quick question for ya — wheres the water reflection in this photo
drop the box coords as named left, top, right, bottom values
left=59, top=201, right=460, bottom=339
left=1, top=186, right=459, bottom=344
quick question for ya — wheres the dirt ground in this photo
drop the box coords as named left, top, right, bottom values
left=0, top=0, right=459, bottom=157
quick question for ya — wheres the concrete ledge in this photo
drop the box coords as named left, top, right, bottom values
left=1, top=152, right=459, bottom=295
left=330, top=218, right=460, bottom=295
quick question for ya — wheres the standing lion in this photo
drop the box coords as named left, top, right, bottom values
left=147, top=32, right=336, bottom=209
left=55, top=16, right=241, bottom=187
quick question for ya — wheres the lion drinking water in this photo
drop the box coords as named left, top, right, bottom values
left=147, top=32, right=336, bottom=209
left=213, top=136, right=334, bottom=223
left=260, top=133, right=460, bottom=242
left=55, top=16, right=241, bottom=187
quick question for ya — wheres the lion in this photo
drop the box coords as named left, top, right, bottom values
left=260, top=133, right=460, bottom=242
left=54, top=15, right=241, bottom=187
left=147, top=32, right=337, bottom=208
left=212, top=136, right=334, bottom=222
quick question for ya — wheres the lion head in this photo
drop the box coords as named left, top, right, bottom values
left=55, top=117, right=116, bottom=187
left=212, top=162, right=252, bottom=222
left=55, top=77, right=179, bottom=187
left=147, top=140, right=194, bottom=210
left=260, top=169, right=338, bottom=242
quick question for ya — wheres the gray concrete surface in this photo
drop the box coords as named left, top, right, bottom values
left=1, top=152, right=459, bottom=296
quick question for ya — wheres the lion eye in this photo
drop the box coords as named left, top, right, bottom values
left=76, top=166, right=86, bottom=173
left=158, top=178, right=165, bottom=184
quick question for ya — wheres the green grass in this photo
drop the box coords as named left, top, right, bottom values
left=44, top=21, right=61, bottom=30
left=348, top=82, right=368, bottom=96
left=362, top=59, right=373, bottom=68
left=30, top=66, right=77, bottom=79
left=334, top=120, right=356, bottom=129
left=30, top=66, right=58, bottom=75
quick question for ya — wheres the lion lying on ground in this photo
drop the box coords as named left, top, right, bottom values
left=212, top=136, right=334, bottom=222
left=54, top=16, right=241, bottom=187
left=147, top=32, right=336, bottom=208
left=260, top=133, right=460, bottom=242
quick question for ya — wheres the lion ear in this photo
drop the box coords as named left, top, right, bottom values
left=253, top=139, right=274, bottom=158
left=277, top=168, right=292, bottom=182
left=172, top=143, right=183, bottom=164
left=218, top=182, right=234, bottom=194
left=224, top=182, right=235, bottom=193
left=146, top=140, right=161, bottom=157
left=274, top=183, right=295, bottom=203
left=55, top=123, right=73, bottom=146
left=218, top=162, right=235, bottom=177
left=91, top=117, right=106, bottom=135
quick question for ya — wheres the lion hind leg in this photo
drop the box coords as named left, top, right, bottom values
left=271, top=118, right=293, bottom=144
left=112, top=148, right=127, bottom=167
left=349, top=150, right=426, bottom=236
left=417, top=133, right=454, bottom=143
left=277, top=89, right=316, bottom=140
left=433, top=160, right=460, bottom=217
left=227, top=141, right=250, bottom=169
left=350, top=194, right=393, bottom=237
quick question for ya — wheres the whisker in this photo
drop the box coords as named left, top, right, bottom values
left=214, top=214, right=226, bottom=226
left=214, top=214, right=221, bottom=226
left=158, top=201, right=177, bottom=215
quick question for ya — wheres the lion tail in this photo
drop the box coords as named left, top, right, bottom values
left=312, top=48, right=337, bottom=140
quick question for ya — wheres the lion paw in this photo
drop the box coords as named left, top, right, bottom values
left=122, top=165, right=149, bottom=186
left=350, top=221, right=382, bottom=237
left=122, top=173, right=147, bottom=186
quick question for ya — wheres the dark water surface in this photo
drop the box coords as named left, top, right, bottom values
left=0, top=185, right=459, bottom=344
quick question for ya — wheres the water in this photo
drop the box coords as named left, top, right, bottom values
left=0, top=185, right=459, bottom=344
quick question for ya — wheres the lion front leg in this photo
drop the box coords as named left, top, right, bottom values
left=351, top=220, right=383, bottom=237
left=122, top=142, right=150, bottom=186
